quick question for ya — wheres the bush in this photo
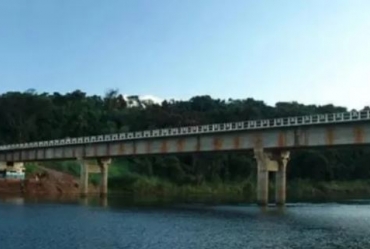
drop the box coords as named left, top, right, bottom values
left=25, top=163, right=39, bottom=175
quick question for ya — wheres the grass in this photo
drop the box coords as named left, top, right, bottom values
left=109, top=173, right=256, bottom=201
left=287, top=179, right=370, bottom=200
left=28, top=160, right=370, bottom=201
left=24, top=159, right=253, bottom=198
left=41, top=160, right=81, bottom=177
left=24, top=162, right=39, bottom=175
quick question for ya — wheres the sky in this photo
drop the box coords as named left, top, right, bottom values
left=0, top=0, right=369, bottom=109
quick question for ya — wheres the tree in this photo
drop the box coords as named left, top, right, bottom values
left=0, top=89, right=367, bottom=184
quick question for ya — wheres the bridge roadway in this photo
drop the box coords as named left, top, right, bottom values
left=0, top=110, right=369, bottom=205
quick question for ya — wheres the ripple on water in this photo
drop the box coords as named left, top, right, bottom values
left=0, top=200, right=370, bottom=249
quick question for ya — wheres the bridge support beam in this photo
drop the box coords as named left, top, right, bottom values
left=79, top=159, right=89, bottom=197
left=79, top=158, right=111, bottom=197
left=97, top=158, right=111, bottom=197
left=275, top=151, right=290, bottom=206
left=254, top=149, right=290, bottom=206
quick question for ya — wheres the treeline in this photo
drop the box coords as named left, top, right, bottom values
left=0, top=89, right=370, bottom=184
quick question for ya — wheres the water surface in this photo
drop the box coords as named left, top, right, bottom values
left=1, top=196, right=370, bottom=249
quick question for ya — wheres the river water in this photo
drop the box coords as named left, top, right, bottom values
left=1, top=196, right=370, bottom=249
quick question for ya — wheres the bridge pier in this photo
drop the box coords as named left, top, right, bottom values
left=78, top=158, right=111, bottom=197
left=254, top=149, right=290, bottom=206
left=79, top=159, right=89, bottom=197
left=97, top=158, right=111, bottom=197
left=275, top=151, right=290, bottom=205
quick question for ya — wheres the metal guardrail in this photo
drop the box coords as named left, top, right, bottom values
left=0, top=111, right=369, bottom=151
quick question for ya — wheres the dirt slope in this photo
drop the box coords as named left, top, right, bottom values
left=0, top=167, right=97, bottom=195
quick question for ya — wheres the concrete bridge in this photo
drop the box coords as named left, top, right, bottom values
left=1, top=111, right=370, bottom=205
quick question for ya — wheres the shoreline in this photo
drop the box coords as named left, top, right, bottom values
left=1, top=178, right=370, bottom=204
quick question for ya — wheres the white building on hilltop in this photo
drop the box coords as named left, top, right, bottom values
left=123, top=95, right=163, bottom=108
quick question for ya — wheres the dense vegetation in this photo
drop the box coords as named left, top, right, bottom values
left=1, top=90, right=370, bottom=198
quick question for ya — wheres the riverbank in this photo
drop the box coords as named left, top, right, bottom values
left=287, top=179, right=370, bottom=201
left=108, top=173, right=370, bottom=202
left=0, top=166, right=98, bottom=196
left=1, top=165, right=370, bottom=202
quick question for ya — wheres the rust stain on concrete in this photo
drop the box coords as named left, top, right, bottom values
left=82, top=147, right=86, bottom=158
left=133, top=142, right=137, bottom=155
left=177, top=139, right=184, bottom=152
left=233, top=136, right=241, bottom=149
left=160, top=140, right=168, bottom=153
left=195, top=136, right=201, bottom=151
left=42, top=148, right=46, bottom=159
left=146, top=141, right=151, bottom=154
left=106, top=144, right=111, bottom=156
left=277, top=132, right=286, bottom=147
left=325, top=128, right=334, bottom=145
left=93, top=144, right=98, bottom=156
left=213, top=137, right=223, bottom=150
left=119, top=143, right=125, bottom=154
left=61, top=148, right=65, bottom=159
left=253, top=133, right=263, bottom=149
left=303, top=130, right=309, bottom=146
left=293, top=129, right=301, bottom=146
left=354, top=127, right=365, bottom=144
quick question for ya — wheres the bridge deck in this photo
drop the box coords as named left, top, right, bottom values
left=0, top=120, right=369, bottom=162
left=0, top=111, right=369, bottom=153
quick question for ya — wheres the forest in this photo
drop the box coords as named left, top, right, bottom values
left=1, top=90, right=370, bottom=198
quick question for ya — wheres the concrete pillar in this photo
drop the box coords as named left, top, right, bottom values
left=97, top=158, right=111, bottom=197
left=254, top=149, right=269, bottom=206
left=257, top=165, right=269, bottom=206
left=254, top=149, right=290, bottom=206
left=79, top=159, right=89, bottom=197
left=275, top=151, right=290, bottom=206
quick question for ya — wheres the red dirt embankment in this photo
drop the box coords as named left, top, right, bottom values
left=0, top=167, right=97, bottom=196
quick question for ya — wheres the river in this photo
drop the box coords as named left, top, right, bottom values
left=1, top=196, right=370, bottom=249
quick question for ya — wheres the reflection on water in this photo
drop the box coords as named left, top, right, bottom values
left=1, top=196, right=24, bottom=205
left=1, top=195, right=370, bottom=249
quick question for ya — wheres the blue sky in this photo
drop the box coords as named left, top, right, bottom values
left=0, top=0, right=369, bottom=109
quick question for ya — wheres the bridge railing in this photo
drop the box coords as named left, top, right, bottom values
left=0, top=110, right=369, bottom=151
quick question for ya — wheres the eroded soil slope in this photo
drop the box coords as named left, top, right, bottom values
left=0, top=167, right=97, bottom=195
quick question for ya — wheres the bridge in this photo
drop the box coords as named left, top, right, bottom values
left=1, top=110, right=370, bottom=205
